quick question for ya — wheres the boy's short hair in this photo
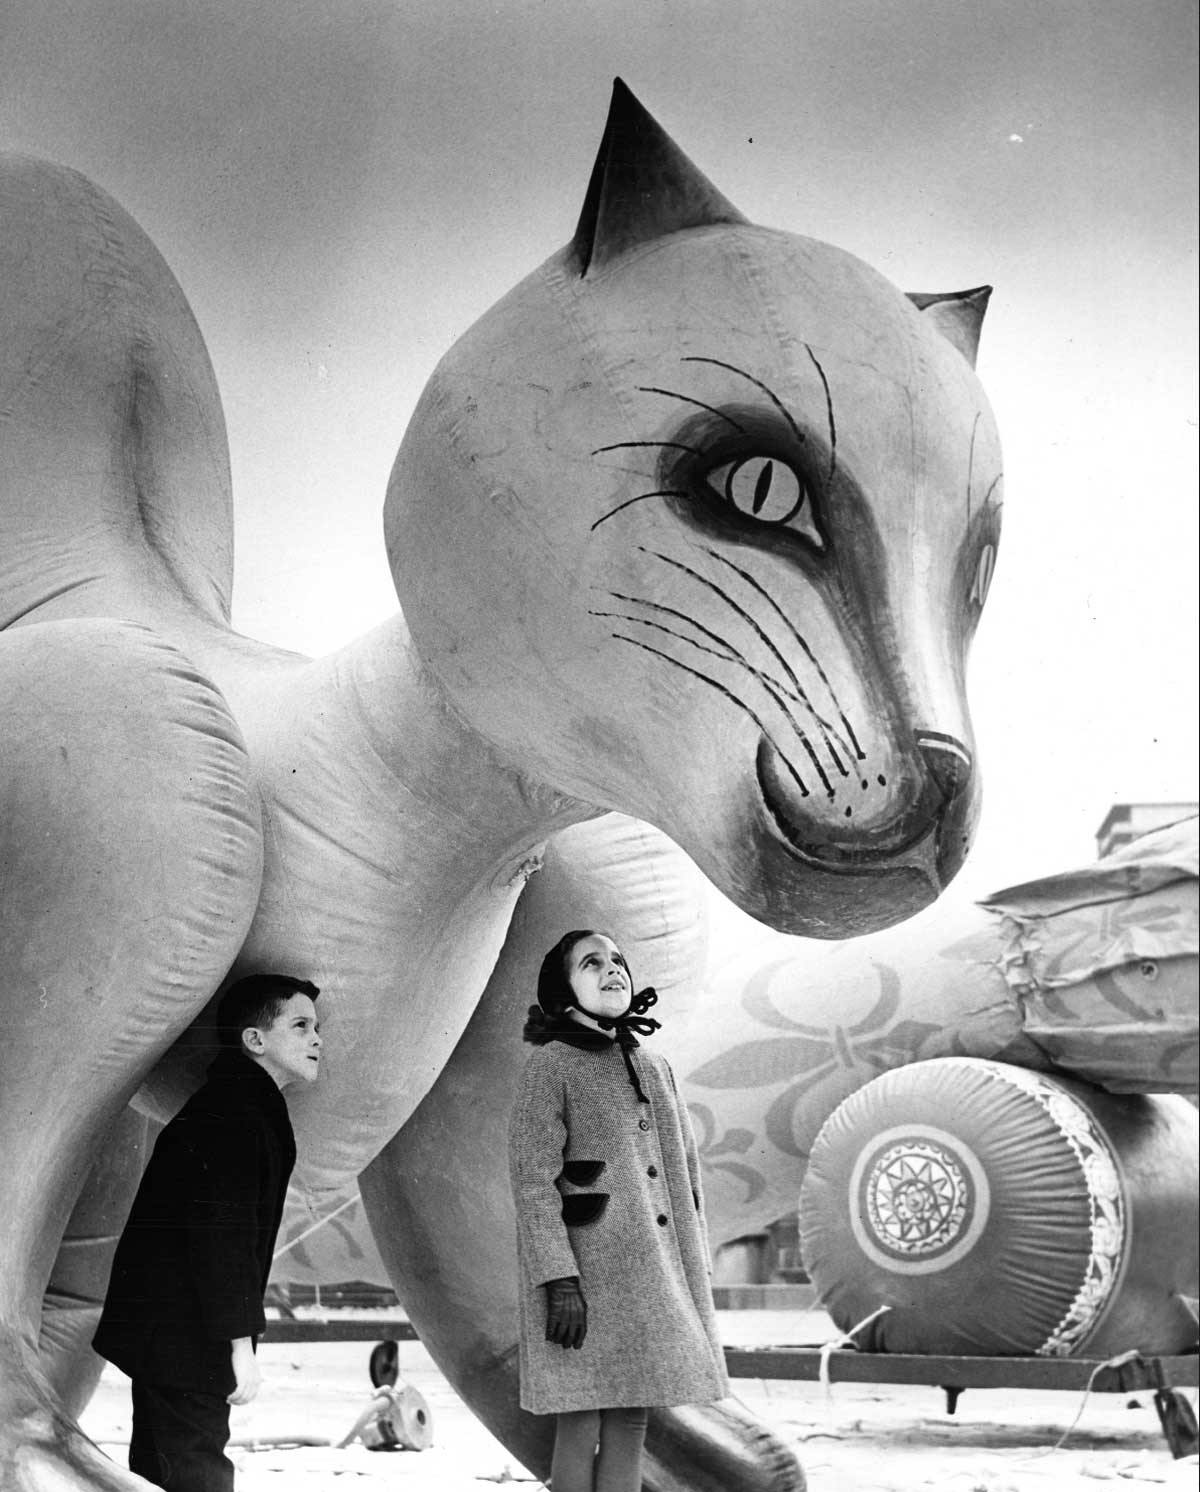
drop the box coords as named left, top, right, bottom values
left=218, top=974, right=320, bottom=1051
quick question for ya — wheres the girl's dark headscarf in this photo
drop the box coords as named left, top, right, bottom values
left=523, top=929, right=661, bottom=1102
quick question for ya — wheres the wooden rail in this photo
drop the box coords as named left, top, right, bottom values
left=263, top=1317, right=1197, bottom=1395
left=723, top=1345, right=1199, bottom=1393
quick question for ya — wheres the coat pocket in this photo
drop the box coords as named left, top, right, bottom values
left=561, top=1192, right=609, bottom=1227
left=560, top=1160, right=606, bottom=1187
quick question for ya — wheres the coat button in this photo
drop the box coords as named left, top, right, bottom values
left=647, top=1165, right=658, bottom=1178
left=638, top=1119, right=650, bottom=1131
left=656, top=1214, right=668, bottom=1226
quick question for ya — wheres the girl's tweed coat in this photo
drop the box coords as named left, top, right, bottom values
left=509, top=1032, right=729, bottom=1414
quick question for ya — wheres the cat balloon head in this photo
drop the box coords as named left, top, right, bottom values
left=387, top=80, right=1003, bottom=938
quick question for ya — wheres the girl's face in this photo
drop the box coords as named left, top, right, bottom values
left=565, top=934, right=632, bottom=1020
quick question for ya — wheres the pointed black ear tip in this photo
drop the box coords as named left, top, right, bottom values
left=908, top=285, right=993, bottom=368
left=605, top=76, right=651, bottom=126
left=907, top=285, right=993, bottom=311
left=572, top=80, right=747, bottom=277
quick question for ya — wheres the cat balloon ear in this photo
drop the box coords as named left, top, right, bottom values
left=907, top=286, right=993, bottom=368
left=572, top=78, right=748, bottom=276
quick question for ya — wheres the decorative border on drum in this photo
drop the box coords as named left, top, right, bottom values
left=847, top=1123, right=992, bottom=1275
left=974, top=1061, right=1126, bottom=1357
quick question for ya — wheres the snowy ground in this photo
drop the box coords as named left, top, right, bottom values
left=80, top=1309, right=1198, bottom=1491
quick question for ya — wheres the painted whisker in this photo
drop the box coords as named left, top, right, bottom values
left=590, top=610, right=747, bottom=672
left=601, top=592, right=741, bottom=661
left=591, top=440, right=703, bottom=457
left=757, top=677, right=836, bottom=795
left=701, top=546, right=863, bottom=762
left=804, top=344, right=837, bottom=482
left=596, top=595, right=852, bottom=778
left=634, top=548, right=847, bottom=794
left=611, top=634, right=811, bottom=799
left=637, top=543, right=856, bottom=771
left=680, top=356, right=805, bottom=445
left=594, top=604, right=841, bottom=761
left=639, top=546, right=798, bottom=696
left=636, top=386, right=748, bottom=433
left=592, top=490, right=689, bottom=531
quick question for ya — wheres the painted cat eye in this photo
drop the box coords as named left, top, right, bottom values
left=703, top=455, right=823, bottom=544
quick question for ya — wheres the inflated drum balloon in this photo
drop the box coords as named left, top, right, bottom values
left=799, top=1057, right=1199, bottom=1357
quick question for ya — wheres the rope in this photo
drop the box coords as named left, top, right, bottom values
left=271, top=1191, right=360, bottom=1260
left=818, top=1305, right=892, bottom=1425
left=335, top=1387, right=401, bottom=1449
left=1019, top=1349, right=1141, bottom=1461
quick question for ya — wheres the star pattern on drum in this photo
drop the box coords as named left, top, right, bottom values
left=864, top=1140, right=971, bottom=1256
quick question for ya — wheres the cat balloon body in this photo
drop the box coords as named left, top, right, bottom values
left=0, top=81, right=1000, bottom=1489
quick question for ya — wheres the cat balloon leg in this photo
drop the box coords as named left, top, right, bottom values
left=0, top=621, right=262, bottom=1491
left=40, top=1108, right=155, bottom=1423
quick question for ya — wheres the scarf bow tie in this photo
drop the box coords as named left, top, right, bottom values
left=594, top=988, right=660, bottom=1102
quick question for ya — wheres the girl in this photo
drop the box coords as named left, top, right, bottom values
left=509, top=930, right=728, bottom=1492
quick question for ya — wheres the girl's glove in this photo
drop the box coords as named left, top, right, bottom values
left=543, top=1276, right=587, bottom=1349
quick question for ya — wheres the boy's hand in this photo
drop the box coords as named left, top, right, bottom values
left=227, top=1337, right=263, bottom=1405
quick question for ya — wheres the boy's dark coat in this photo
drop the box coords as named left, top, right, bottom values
left=93, top=1050, right=296, bottom=1395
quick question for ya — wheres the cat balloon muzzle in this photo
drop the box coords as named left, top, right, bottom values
left=755, top=730, right=977, bottom=893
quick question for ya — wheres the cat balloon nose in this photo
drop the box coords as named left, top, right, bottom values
left=915, top=732, right=973, bottom=805
left=755, top=725, right=978, bottom=919
left=915, top=731, right=977, bottom=890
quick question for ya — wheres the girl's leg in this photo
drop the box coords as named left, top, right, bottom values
left=594, top=1407, right=648, bottom=1492
left=550, top=1409, right=601, bottom=1492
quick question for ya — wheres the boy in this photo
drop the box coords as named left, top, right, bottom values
left=94, top=973, right=321, bottom=1492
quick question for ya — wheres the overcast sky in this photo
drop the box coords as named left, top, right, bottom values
left=3, top=0, right=1196, bottom=917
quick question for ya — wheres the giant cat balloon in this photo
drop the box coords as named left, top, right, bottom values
left=0, top=81, right=1001, bottom=1488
